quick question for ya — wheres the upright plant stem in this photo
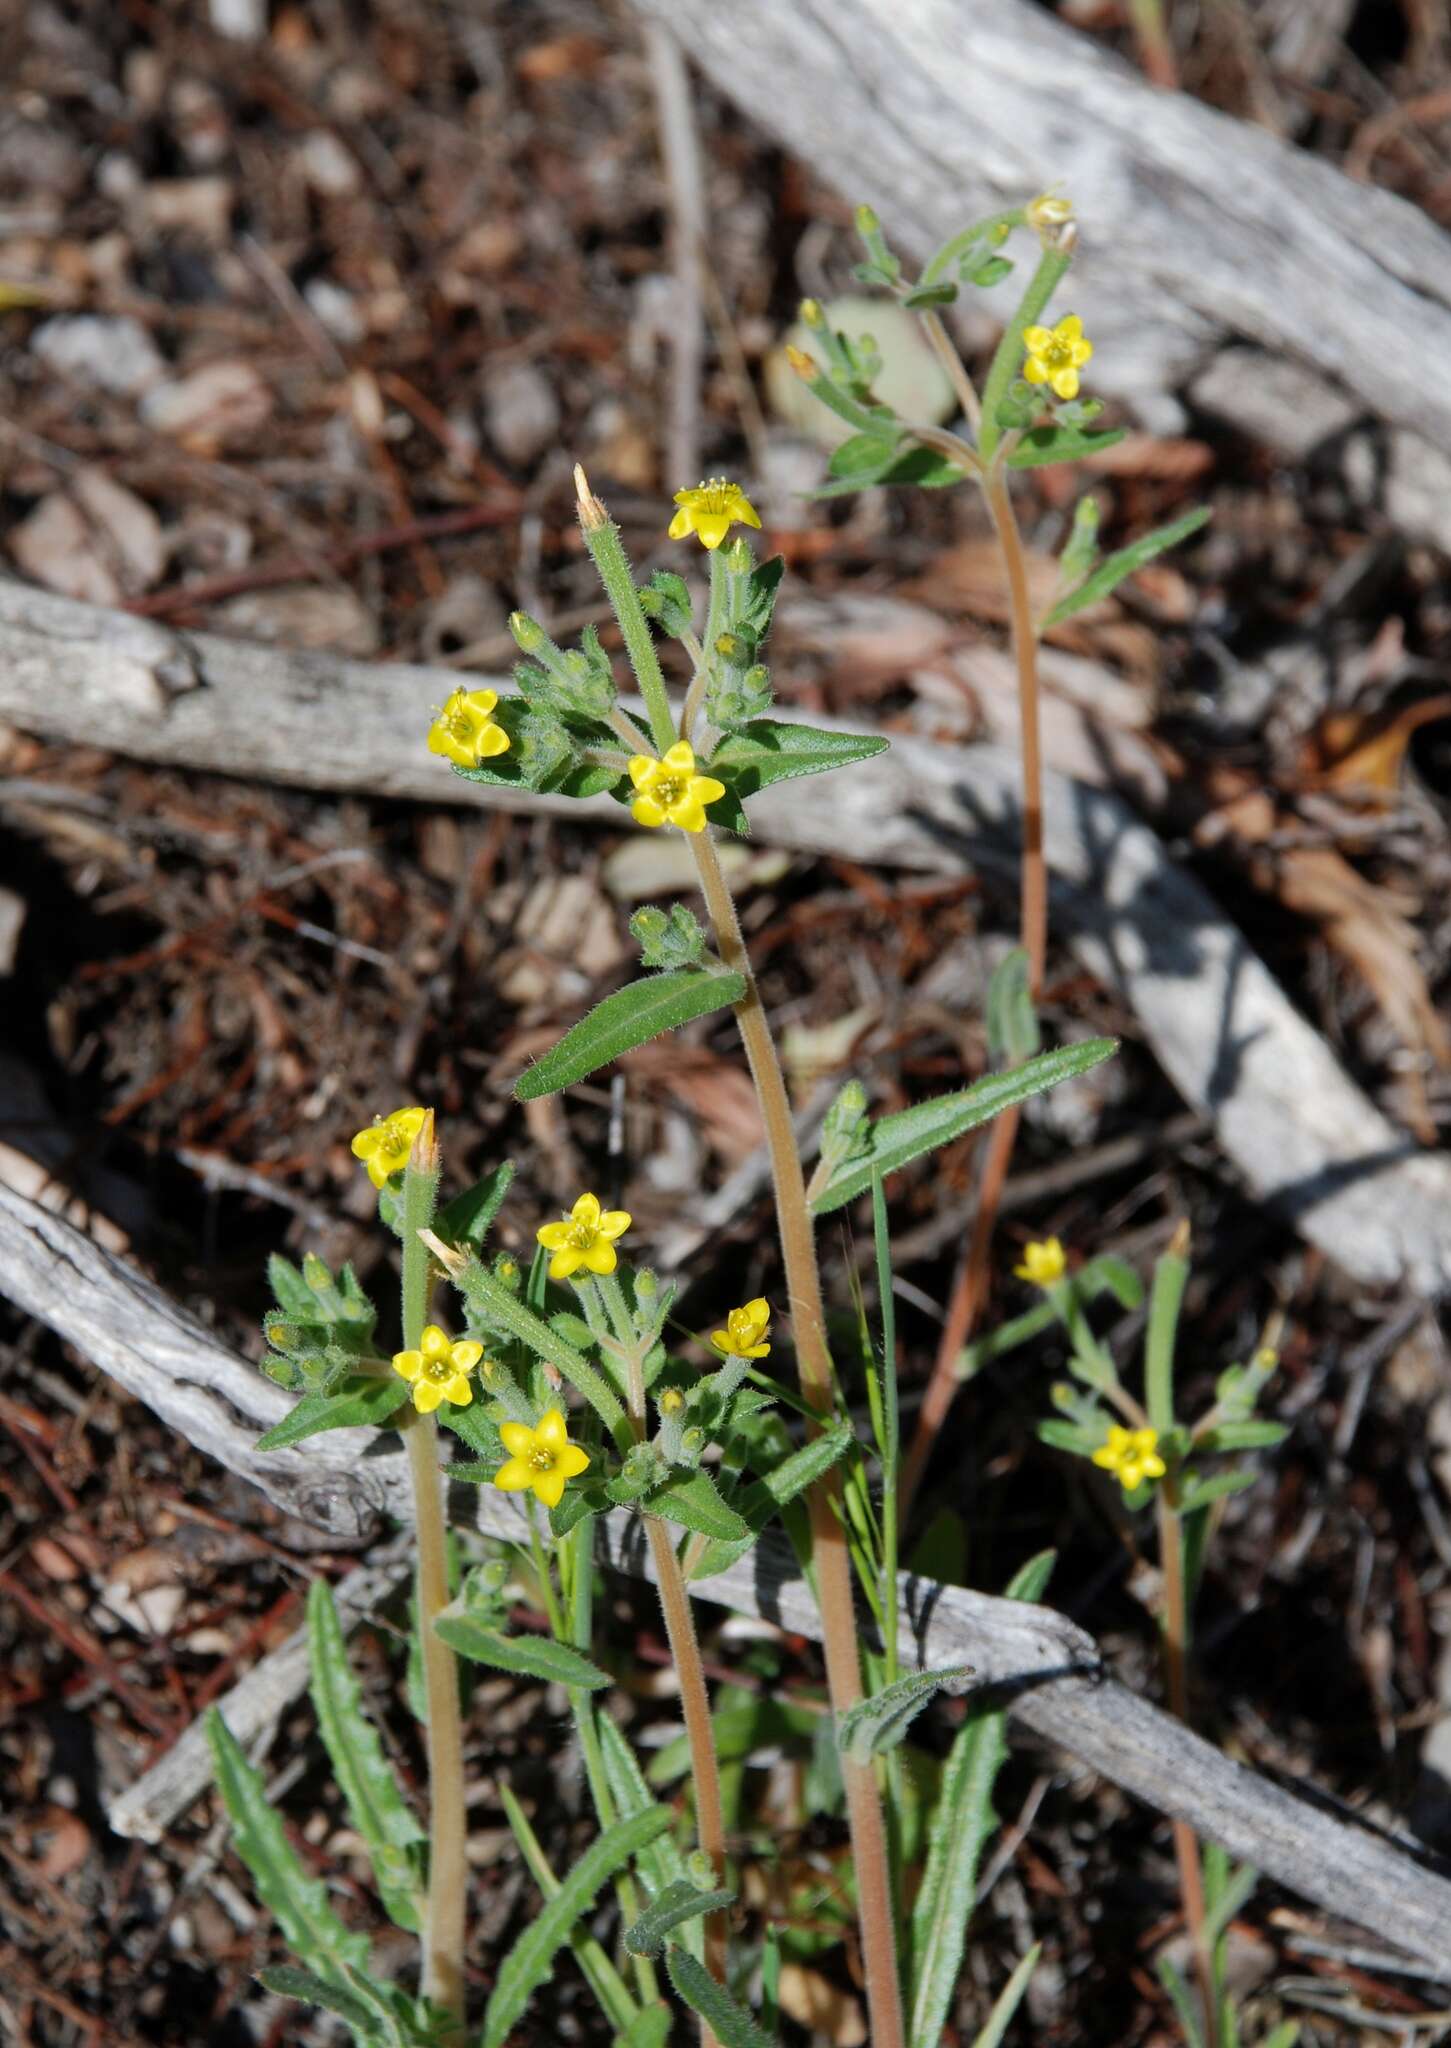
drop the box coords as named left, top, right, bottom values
left=1157, top=1484, right=1218, bottom=2048
left=401, top=1138, right=467, bottom=2036
left=604, top=1275, right=727, bottom=2043
left=689, top=831, right=906, bottom=2048
left=900, top=464, right=1046, bottom=1512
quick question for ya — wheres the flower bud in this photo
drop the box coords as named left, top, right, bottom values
left=660, top=1388, right=685, bottom=1415
left=509, top=609, right=546, bottom=654
left=799, top=296, right=824, bottom=328
left=785, top=344, right=817, bottom=380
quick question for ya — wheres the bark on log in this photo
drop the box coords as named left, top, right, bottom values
left=627, top=0, right=1451, bottom=551
left=1, top=578, right=1447, bottom=1292
left=3, top=1182, right=1450, bottom=1970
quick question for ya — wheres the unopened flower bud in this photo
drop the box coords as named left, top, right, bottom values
left=509, top=610, right=545, bottom=654
left=799, top=297, right=824, bottom=328
left=785, top=344, right=817, bottom=380
left=854, top=203, right=880, bottom=236
left=660, top=1388, right=685, bottom=1415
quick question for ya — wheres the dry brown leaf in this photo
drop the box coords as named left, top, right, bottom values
left=621, top=1041, right=764, bottom=1164
left=776, top=1964, right=867, bottom=2048
left=1301, top=694, right=1451, bottom=800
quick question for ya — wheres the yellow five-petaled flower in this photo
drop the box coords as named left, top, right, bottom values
left=710, top=1298, right=772, bottom=1361
left=628, top=740, right=726, bottom=834
left=427, top=688, right=511, bottom=770
left=668, top=478, right=762, bottom=552
left=536, top=1191, right=632, bottom=1280
left=1092, top=1424, right=1166, bottom=1493
left=493, top=1408, right=591, bottom=1509
left=1014, top=1238, right=1067, bottom=1288
left=392, top=1325, right=484, bottom=1413
left=350, top=1105, right=427, bottom=1189
left=1022, top=314, right=1093, bottom=401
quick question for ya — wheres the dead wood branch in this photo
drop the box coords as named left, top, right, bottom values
left=3, top=1182, right=1450, bottom=1970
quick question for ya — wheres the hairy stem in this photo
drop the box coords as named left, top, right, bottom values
left=400, top=1149, right=467, bottom=2035
left=688, top=829, right=906, bottom=2048
left=900, top=461, right=1047, bottom=1513
left=1158, top=1484, right=1219, bottom=2048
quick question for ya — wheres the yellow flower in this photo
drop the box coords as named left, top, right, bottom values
left=350, top=1106, right=427, bottom=1189
left=668, top=477, right=762, bottom=552
left=1092, top=1424, right=1166, bottom=1493
left=493, top=1407, right=591, bottom=1510
left=1022, top=314, right=1093, bottom=401
left=1013, top=1238, right=1067, bottom=1288
left=710, top=1298, right=772, bottom=1361
left=536, top=1191, right=632, bottom=1280
left=392, top=1325, right=484, bottom=1414
left=427, top=688, right=510, bottom=770
left=628, top=740, right=726, bottom=834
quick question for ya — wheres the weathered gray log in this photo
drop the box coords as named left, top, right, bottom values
left=1, top=578, right=1448, bottom=1291
left=628, top=0, right=1451, bottom=551
left=3, top=1181, right=1449, bottom=1968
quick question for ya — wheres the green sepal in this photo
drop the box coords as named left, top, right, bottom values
left=1044, top=506, right=1211, bottom=624
left=255, top=1375, right=410, bottom=1452
left=514, top=969, right=746, bottom=1101
left=811, top=1039, right=1117, bottom=1213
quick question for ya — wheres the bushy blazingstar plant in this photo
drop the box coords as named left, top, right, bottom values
left=205, top=192, right=1227, bottom=2048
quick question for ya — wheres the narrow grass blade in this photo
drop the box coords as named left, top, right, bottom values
left=970, top=1944, right=1041, bottom=2048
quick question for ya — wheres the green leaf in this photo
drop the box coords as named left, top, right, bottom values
left=254, top=1965, right=391, bottom=2042
left=433, top=1161, right=515, bottom=1252
left=827, top=430, right=903, bottom=480
left=665, top=1947, right=776, bottom=2048
left=646, top=1693, right=820, bottom=1787
left=1006, top=423, right=1128, bottom=471
left=902, top=281, right=958, bottom=309
left=482, top=1803, right=673, bottom=2048
left=985, top=948, right=1040, bottom=1065
left=1155, top=1954, right=1207, bottom=2048
left=969, top=1944, right=1041, bottom=2048
left=624, top=1877, right=737, bottom=1957
left=306, top=1582, right=425, bottom=1933
left=837, top=1664, right=977, bottom=1763
left=434, top=1609, right=610, bottom=1690
left=616, top=2007, right=675, bottom=2048
left=1196, top=1419, right=1289, bottom=1452
left=1044, top=506, right=1211, bottom=625
left=811, top=444, right=966, bottom=498
left=596, top=1712, right=696, bottom=1951
left=644, top=1469, right=750, bottom=1543
left=1145, top=1245, right=1189, bottom=1435
left=812, top=1039, right=1118, bottom=1213
left=515, top=970, right=746, bottom=1101
left=906, top=1553, right=1052, bottom=2048
left=708, top=719, right=888, bottom=802
left=267, top=1254, right=318, bottom=1321
left=205, top=1709, right=370, bottom=1986
left=1037, top=1417, right=1105, bottom=1457
left=254, top=1375, right=410, bottom=1452
left=458, top=1259, right=627, bottom=1444
left=1175, top=1468, right=1256, bottom=1515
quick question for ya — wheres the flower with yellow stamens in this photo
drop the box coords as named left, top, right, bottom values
left=1013, top=1238, right=1067, bottom=1288
left=628, top=740, right=725, bottom=834
left=492, top=1408, right=591, bottom=1509
left=536, top=1191, right=632, bottom=1280
left=427, top=688, right=510, bottom=770
left=350, top=1106, right=427, bottom=1189
left=392, top=1325, right=484, bottom=1414
left=1022, top=314, right=1093, bottom=401
left=668, top=478, right=762, bottom=552
left=710, top=1298, right=772, bottom=1361
left=1092, top=1424, right=1166, bottom=1493
left=1026, top=191, right=1074, bottom=236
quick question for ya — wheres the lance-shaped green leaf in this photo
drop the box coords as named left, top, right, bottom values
left=665, top=1947, right=775, bottom=2048
left=255, top=1965, right=392, bottom=2043
left=624, top=1876, right=738, bottom=1957
left=515, top=969, right=746, bottom=1102
left=500, top=1783, right=641, bottom=2040
left=708, top=718, right=888, bottom=802
left=433, top=1607, right=610, bottom=1690
left=813, top=443, right=966, bottom=498
left=482, top=1803, right=673, bottom=2048
left=306, top=1582, right=425, bottom=1933
left=812, top=1039, right=1117, bottom=1214
left=970, top=1944, right=1041, bottom=2048
left=907, top=1552, right=1054, bottom=2048
left=1145, top=1242, right=1189, bottom=1435
left=688, top=1422, right=856, bottom=1580
left=643, top=1469, right=749, bottom=1543
left=1195, top=1418, right=1289, bottom=1452
left=617, top=2007, right=674, bottom=2048
left=1005, top=423, right=1127, bottom=470
left=254, top=1375, right=410, bottom=1452
left=1044, top=506, right=1210, bottom=625
left=205, top=1709, right=370, bottom=1985
left=1174, top=1468, right=1256, bottom=1515
left=836, top=1663, right=977, bottom=1763
left=432, top=1159, right=514, bottom=1252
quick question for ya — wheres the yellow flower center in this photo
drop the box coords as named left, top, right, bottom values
left=651, top=773, right=686, bottom=810
left=441, top=702, right=474, bottom=741
left=1039, top=335, right=1075, bottom=370
left=422, top=1355, right=454, bottom=1384
left=530, top=1446, right=558, bottom=1473
left=378, top=1116, right=411, bottom=1153
left=567, top=1219, right=598, bottom=1249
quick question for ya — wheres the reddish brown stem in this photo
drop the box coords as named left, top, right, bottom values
left=1158, top=1483, right=1219, bottom=2048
